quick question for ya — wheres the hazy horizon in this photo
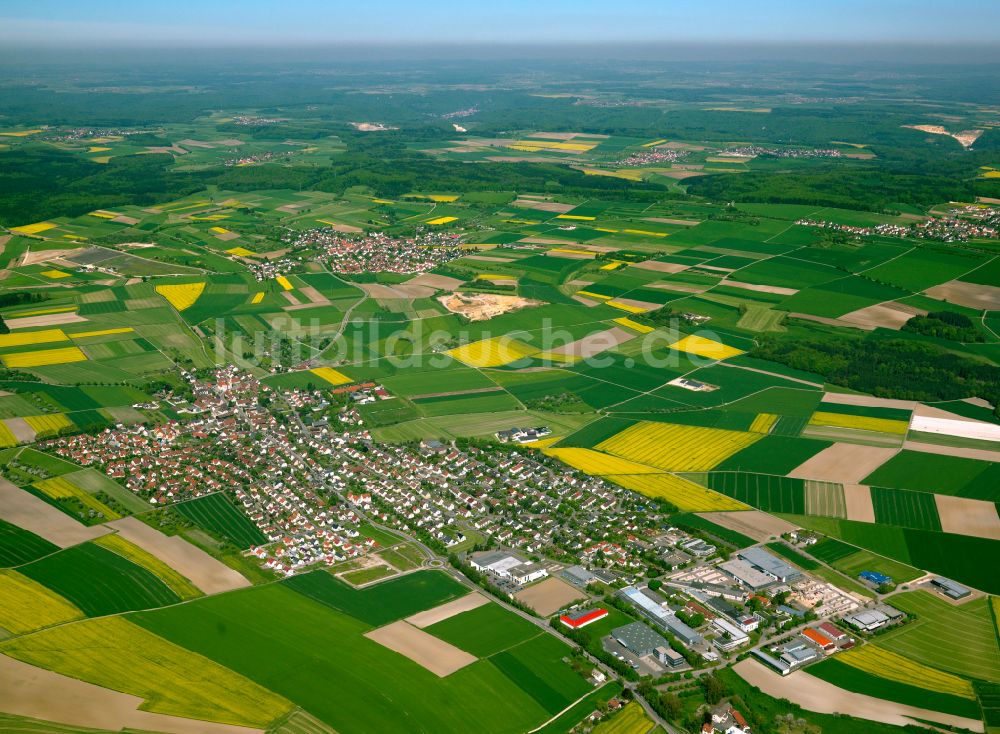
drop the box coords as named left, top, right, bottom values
left=2, top=0, right=999, bottom=51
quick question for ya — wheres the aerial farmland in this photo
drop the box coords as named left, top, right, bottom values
left=0, top=11, right=999, bottom=734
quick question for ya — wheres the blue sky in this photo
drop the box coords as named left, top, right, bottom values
left=1, top=0, right=998, bottom=46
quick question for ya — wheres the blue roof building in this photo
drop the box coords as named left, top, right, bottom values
left=859, top=570, right=891, bottom=585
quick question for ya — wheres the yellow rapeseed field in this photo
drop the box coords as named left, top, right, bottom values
left=94, top=534, right=201, bottom=600
left=642, top=139, right=668, bottom=148
left=669, top=334, right=744, bottom=360
left=70, top=327, right=134, bottom=339
left=841, top=646, right=974, bottom=699
left=513, top=140, right=597, bottom=152
left=9, top=306, right=77, bottom=318
left=275, top=275, right=294, bottom=291
left=2, top=346, right=88, bottom=368
left=607, top=300, right=648, bottom=314
left=808, top=411, right=909, bottom=435
left=575, top=290, right=611, bottom=300
left=592, top=702, right=655, bottom=734
left=0, top=329, right=68, bottom=348
left=210, top=226, right=230, bottom=234
left=40, top=270, right=71, bottom=279
left=0, top=617, right=293, bottom=728
left=0, top=422, right=18, bottom=447
left=600, top=261, right=626, bottom=270
left=0, top=570, right=82, bottom=635
left=613, top=317, right=654, bottom=334
left=447, top=337, right=539, bottom=367
left=155, top=282, right=206, bottom=311
left=426, top=216, right=458, bottom=225
left=10, top=222, right=56, bottom=235
left=250, top=292, right=265, bottom=304
left=543, top=447, right=663, bottom=475
left=227, top=247, right=256, bottom=257
left=622, top=229, right=667, bottom=238
left=310, top=367, right=353, bottom=386
left=33, top=477, right=120, bottom=520
left=750, top=413, right=778, bottom=434
left=24, top=413, right=74, bottom=435
left=555, top=214, right=596, bottom=221
left=606, top=473, right=746, bottom=511
left=596, top=421, right=761, bottom=472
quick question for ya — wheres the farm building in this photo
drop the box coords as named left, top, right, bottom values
left=618, top=586, right=704, bottom=647
left=470, top=550, right=548, bottom=584
left=560, top=608, right=608, bottom=630
left=736, top=547, right=801, bottom=583
left=752, top=648, right=791, bottom=675
left=843, top=604, right=904, bottom=631
left=818, top=622, right=847, bottom=640
left=931, top=577, right=971, bottom=600
left=802, top=628, right=836, bottom=651
left=720, top=559, right=775, bottom=590
left=859, top=570, right=892, bottom=586
left=612, top=621, right=668, bottom=658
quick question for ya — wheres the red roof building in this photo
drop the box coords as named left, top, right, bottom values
left=803, top=628, right=835, bottom=650
left=560, top=608, right=609, bottom=629
left=818, top=622, right=847, bottom=640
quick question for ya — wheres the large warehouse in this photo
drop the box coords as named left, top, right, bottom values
left=737, top=547, right=801, bottom=583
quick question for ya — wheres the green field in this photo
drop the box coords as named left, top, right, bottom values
left=134, top=583, right=559, bottom=734
left=870, top=486, right=943, bottom=531
left=0, top=518, right=57, bottom=567
left=425, top=602, right=542, bottom=657
left=18, top=543, right=180, bottom=616
left=707, top=472, right=806, bottom=514
left=283, top=569, right=467, bottom=626
left=173, top=493, right=267, bottom=549
left=877, top=591, right=1000, bottom=683
left=672, top=512, right=755, bottom=548
left=863, top=451, right=1000, bottom=501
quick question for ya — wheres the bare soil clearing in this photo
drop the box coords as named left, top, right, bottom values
left=697, top=510, right=797, bottom=542
left=405, top=593, right=490, bottom=628
left=512, top=199, right=575, bottom=213
left=0, top=478, right=109, bottom=547
left=0, top=655, right=265, bottom=734
left=633, top=261, right=690, bottom=274
left=901, top=440, right=1000, bottom=462
left=4, top=418, right=35, bottom=443
left=788, top=444, right=896, bottom=484
left=406, top=273, right=464, bottom=291
left=438, top=292, right=541, bottom=321
left=838, top=303, right=923, bottom=330
left=548, top=327, right=634, bottom=358
left=365, top=621, right=477, bottom=677
left=822, top=394, right=917, bottom=411
left=108, top=516, right=251, bottom=594
left=935, top=495, right=1000, bottom=540
left=734, top=659, right=983, bottom=732
left=4, top=312, right=87, bottom=329
left=721, top=280, right=798, bottom=296
left=925, top=280, right=1000, bottom=310
left=514, top=577, right=583, bottom=616
left=843, top=484, right=876, bottom=523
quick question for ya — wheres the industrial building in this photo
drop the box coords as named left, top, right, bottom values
left=470, top=550, right=548, bottom=584
left=711, top=618, right=750, bottom=651
left=655, top=645, right=686, bottom=668
left=931, top=577, right=971, bottom=600
left=617, top=586, right=704, bottom=647
left=843, top=604, right=904, bottom=631
left=859, top=570, right=892, bottom=586
left=720, top=558, right=776, bottom=590
left=736, top=547, right=801, bottom=583
left=612, top=622, right=668, bottom=658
